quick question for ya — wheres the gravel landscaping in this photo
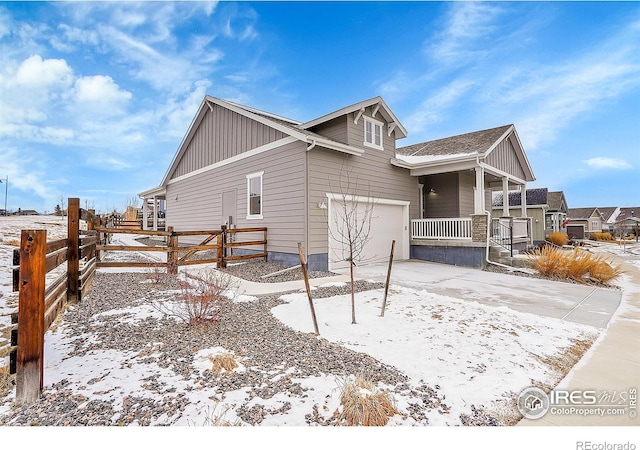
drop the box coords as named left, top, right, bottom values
left=0, top=271, right=468, bottom=426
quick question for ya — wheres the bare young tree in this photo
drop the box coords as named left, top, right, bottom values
left=327, top=160, right=375, bottom=324
left=57, top=193, right=67, bottom=218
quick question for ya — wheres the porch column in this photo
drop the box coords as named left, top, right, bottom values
left=502, top=177, right=510, bottom=217
left=520, top=182, right=527, bottom=217
left=152, top=196, right=158, bottom=231
left=142, top=197, right=149, bottom=231
left=474, top=167, right=485, bottom=214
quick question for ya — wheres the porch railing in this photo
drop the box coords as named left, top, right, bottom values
left=411, top=218, right=473, bottom=240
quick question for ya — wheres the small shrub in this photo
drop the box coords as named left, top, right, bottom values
left=591, top=232, right=613, bottom=241
left=547, top=231, right=569, bottom=246
left=335, top=375, right=399, bottom=426
left=145, top=263, right=170, bottom=284
left=150, top=270, right=238, bottom=325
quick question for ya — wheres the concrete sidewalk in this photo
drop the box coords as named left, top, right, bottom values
left=518, top=246, right=640, bottom=426
left=342, top=260, right=623, bottom=329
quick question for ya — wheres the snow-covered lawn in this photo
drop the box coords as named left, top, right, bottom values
left=0, top=216, right=607, bottom=427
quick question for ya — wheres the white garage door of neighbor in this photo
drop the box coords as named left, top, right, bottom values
left=328, top=198, right=408, bottom=271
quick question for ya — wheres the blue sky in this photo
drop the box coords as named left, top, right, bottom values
left=0, top=1, right=638, bottom=214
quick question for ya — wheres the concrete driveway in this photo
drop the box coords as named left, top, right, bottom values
left=337, top=260, right=622, bottom=329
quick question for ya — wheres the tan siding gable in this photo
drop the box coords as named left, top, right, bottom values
left=171, top=104, right=286, bottom=179
left=485, top=137, right=526, bottom=180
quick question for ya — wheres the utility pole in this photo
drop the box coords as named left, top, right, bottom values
left=0, top=176, right=7, bottom=215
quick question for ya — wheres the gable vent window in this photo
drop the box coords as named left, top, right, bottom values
left=246, top=171, right=264, bottom=219
left=364, top=117, right=383, bottom=150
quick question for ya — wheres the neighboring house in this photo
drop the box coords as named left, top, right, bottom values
left=140, top=95, right=535, bottom=270
left=546, top=191, right=569, bottom=235
left=491, top=188, right=549, bottom=243
left=18, top=209, right=39, bottom=216
left=566, top=207, right=605, bottom=239
left=597, top=207, right=620, bottom=234
left=613, top=207, right=640, bottom=237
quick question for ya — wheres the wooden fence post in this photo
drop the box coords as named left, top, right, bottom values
left=298, top=243, right=319, bottom=335
left=167, top=226, right=178, bottom=274
left=16, top=229, right=46, bottom=405
left=67, top=198, right=80, bottom=303
left=380, top=240, right=395, bottom=317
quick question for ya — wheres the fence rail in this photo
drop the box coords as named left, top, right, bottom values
left=9, top=198, right=98, bottom=405
left=411, top=218, right=473, bottom=240
left=94, top=224, right=267, bottom=272
left=8, top=198, right=268, bottom=405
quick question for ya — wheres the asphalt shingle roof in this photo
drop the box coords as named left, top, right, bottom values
left=492, top=188, right=548, bottom=207
left=396, top=125, right=513, bottom=157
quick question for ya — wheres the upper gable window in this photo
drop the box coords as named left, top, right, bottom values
left=363, top=116, right=383, bottom=150
left=246, top=171, right=263, bottom=219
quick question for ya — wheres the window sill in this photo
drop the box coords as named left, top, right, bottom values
left=363, top=141, right=383, bottom=151
left=246, top=214, right=263, bottom=220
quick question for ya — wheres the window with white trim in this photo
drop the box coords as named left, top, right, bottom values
left=591, top=220, right=598, bottom=231
left=363, top=116, right=383, bottom=150
left=246, top=171, right=263, bottom=219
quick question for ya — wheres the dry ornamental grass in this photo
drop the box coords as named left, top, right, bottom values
left=209, top=353, right=239, bottom=374
left=529, top=246, right=623, bottom=284
left=336, top=375, right=399, bottom=426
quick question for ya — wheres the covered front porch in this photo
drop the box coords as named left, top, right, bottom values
left=393, top=124, right=536, bottom=267
left=138, top=186, right=166, bottom=231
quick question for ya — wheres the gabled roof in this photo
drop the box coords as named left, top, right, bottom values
left=597, top=207, right=619, bottom=223
left=492, top=188, right=548, bottom=208
left=393, top=124, right=535, bottom=182
left=301, top=96, right=408, bottom=139
left=568, top=207, right=603, bottom=220
left=159, top=96, right=372, bottom=186
left=547, top=191, right=567, bottom=211
left=397, top=125, right=512, bottom=158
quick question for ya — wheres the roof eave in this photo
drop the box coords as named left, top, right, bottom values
left=302, top=96, right=408, bottom=139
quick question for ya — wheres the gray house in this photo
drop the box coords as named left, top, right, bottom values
left=140, top=95, right=535, bottom=270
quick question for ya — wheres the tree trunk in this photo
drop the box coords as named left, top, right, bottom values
left=350, top=246, right=356, bottom=324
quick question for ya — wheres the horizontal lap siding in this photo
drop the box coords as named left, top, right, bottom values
left=172, top=105, right=285, bottom=179
left=166, top=141, right=307, bottom=253
left=422, top=173, right=460, bottom=218
left=307, top=109, right=417, bottom=255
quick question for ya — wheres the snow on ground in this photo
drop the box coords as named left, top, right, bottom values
left=272, top=286, right=598, bottom=424
left=0, top=216, right=613, bottom=427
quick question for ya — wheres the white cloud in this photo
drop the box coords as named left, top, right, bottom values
left=13, top=55, right=73, bottom=91
left=427, top=2, right=505, bottom=65
left=584, top=157, right=632, bottom=170
left=73, top=75, right=132, bottom=105
left=404, top=78, right=476, bottom=134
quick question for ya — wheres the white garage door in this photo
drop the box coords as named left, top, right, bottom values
left=328, top=195, right=409, bottom=271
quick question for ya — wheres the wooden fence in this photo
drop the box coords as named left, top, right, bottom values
left=95, top=225, right=268, bottom=273
left=9, top=198, right=98, bottom=405
left=8, top=197, right=267, bottom=405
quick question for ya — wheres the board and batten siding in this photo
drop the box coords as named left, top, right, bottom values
left=307, top=111, right=418, bottom=257
left=165, top=139, right=307, bottom=254
left=171, top=104, right=286, bottom=179
left=485, top=137, right=526, bottom=181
